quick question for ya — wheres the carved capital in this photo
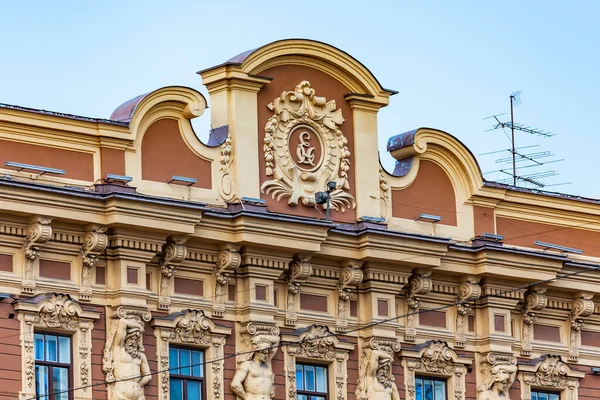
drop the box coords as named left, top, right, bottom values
left=570, top=292, right=594, bottom=324
left=457, top=278, right=482, bottom=303
left=22, top=216, right=53, bottom=295
left=337, top=261, right=363, bottom=331
left=213, top=246, right=241, bottom=318
left=288, top=254, right=313, bottom=286
left=407, top=271, right=432, bottom=305
left=25, top=216, right=53, bottom=249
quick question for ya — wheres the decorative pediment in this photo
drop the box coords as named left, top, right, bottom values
left=152, top=309, right=231, bottom=344
left=283, top=324, right=354, bottom=358
left=518, top=354, right=585, bottom=389
left=261, top=81, right=356, bottom=212
left=14, top=292, right=100, bottom=329
left=401, top=341, right=472, bottom=400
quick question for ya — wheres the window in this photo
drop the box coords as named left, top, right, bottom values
left=34, top=333, right=71, bottom=400
left=531, top=390, right=560, bottom=400
left=296, top=363, right=328, bottom=400
left=415, top=376, right=447, bottom=400
left=169, top=347, right=205, bottom=400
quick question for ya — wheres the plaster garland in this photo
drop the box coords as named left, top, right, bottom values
left=285, top=254, right=312, bottom=326
left=79, top=225, right=108, bottom=301
left=337, top=261, right=363, bottom=332
left=405, top=271, right=432, bottom=341
left=22, top=216, right=53, bottom=295
left=521, top=287, right=547, bottom=356
left=213, top=246, right=241, bottom=317
left=158, top=237, right=188, bottom=310
left=455, top=279, right=481, bottom=348
left=568, top=292, right=594, bottom=361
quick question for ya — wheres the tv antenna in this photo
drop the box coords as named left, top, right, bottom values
left=482, top=91, right=569, bottom=189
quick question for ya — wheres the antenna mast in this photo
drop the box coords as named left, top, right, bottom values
left=483, top=91, right=569, bottom=189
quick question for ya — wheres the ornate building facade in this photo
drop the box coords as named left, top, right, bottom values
left=0, top=39, right=598, bottom=400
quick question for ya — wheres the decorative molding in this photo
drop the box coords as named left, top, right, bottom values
left=337, top=261, right=363, bottom=332
left=158, top=236, right=188, bottom=310
left=285, top=254, right=313, bottom=326
left=14, top=293, right=99, bottom=400
left=517, top=355, right=585, bottom=400
left=406, top=271, right=432, bottom=341
left=477, top=352, right=517, bottom=400
left=213, top=245, right=241, bottom=317
left=218, top=135, right=238, bottom=202
left=152, top=310, right=231, bottom=400
left=455, top=278, right=481, bottom=348
left=283, top=325, right=353, bottom=400
left=521, top=287, right=547, bottom=356
left=379, top=165, right=391, bottom=223
left=568, top=291, right=594, bottom=362
left=80, top=225, right=108, bottom=301
left=260, top=81, right=356, bottom=212
left=401, top=341, right=471, bottom=400
left=22, top=216, right=53, bottom=295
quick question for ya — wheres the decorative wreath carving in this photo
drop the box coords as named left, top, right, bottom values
left=261, top=81, right=356, bottom=212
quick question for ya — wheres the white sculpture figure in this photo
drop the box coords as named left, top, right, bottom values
left=103, top=318, right=152, bottom=400
left=356, top=349, right=401, bottom=400
left=231, top=335, right=280, bottom=400
left=477, top=364, right=517, bottom=400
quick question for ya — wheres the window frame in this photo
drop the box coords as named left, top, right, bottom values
left=168, top=345, right=207, bottom=400
left=296, top=362, right=330, bottom=400
left=414, top=375, right=447, bottom=400
left=530, top=389, right=561, bottom=400
left=15, top=293, right=100, bottom=400
left=401, top=340, right=472, bottom=400
left=34, top=332, right=73, bottom=400
left=517, top=354, right=585, bottom=400
left=151, top=309, right=231, bottom=400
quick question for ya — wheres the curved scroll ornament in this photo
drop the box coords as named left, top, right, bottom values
left=22, top=216, right=53, bottom=294
left=158, top=237, right=188, bottom=310
left=569, top=292, right=594, bottom=361
left=406, top=272, right=432, bottom=342
left=337, top=262, right=363, bottom=332
left=80, top=226, right=108, bottom=301
left=521, top=288, right=547, bottom=355
left=455, top=279, right=481, bottom=348
left=213, top=247, right=241, bottom=317
left=261, top=81, right=356, bottom=212
left=286, top=255, right=312, bottom=326
left=517, top=355, right=583, bottom=400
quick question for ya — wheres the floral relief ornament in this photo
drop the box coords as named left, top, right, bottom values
left=261, top=81, right=356, bottom=212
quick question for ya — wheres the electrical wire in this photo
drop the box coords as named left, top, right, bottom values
left=24, top=258, right=600, bottom=400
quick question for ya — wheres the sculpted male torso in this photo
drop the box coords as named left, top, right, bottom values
left=231, top=344, right=277, bottom=400
left=357, top=350, right=400, bottom=400
left=110, top=319, right=151, bottom=400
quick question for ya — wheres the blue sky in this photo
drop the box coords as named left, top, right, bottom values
left=1, top=1, right=598, bottom=197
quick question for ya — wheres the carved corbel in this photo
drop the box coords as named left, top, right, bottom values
left=79, top=225, right=108, bottom=301
left=569, top=291, right=594, bottom=361
left=337, top=261, right=363, bottom=332
left=212, top=245, right=241, bottom=317
left=521, top=287, right=547, bottom=355
left=22, top=216, right=53, bottom=295
left=158, top=237, right=188, bottom=310
left=285, top=254, right=312, bottom=326
left=405, top=271, right=432, bottom=341
left=455, top=278, right=481, bottom=348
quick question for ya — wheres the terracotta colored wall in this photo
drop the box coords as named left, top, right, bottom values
left=257, top=64, right=356, bottom=223
left=391, top=160, right=457, bottom=226
left=141, top=119, right=211, bottom=189
left=0, top=139, right=93, bottom=181
left=100, top=147, right=126, bottom=178
left=577, top=365, right=600, bottom=399
left=0, top=254, right=12, bottom=272
left=221, top=320, right=237, bottom=400
left=0, top=300, right=21, bottom=399
left=497, top=217, right=600, bottom=257
left=473, top=206, right=495, bottom=236
left=39, top=259, right=71, bottom=280
left=91, top=306, right=107, bottom=400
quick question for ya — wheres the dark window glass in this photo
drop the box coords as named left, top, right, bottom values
left=296, top=363, right=328, bottom=400
left=169, top=347, right=205, bottom=400
left=34, top=333, right=71, bottom=400
left=415, top=376, right=447, bottom=400
left=531, top=390, right=560, bottom=400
